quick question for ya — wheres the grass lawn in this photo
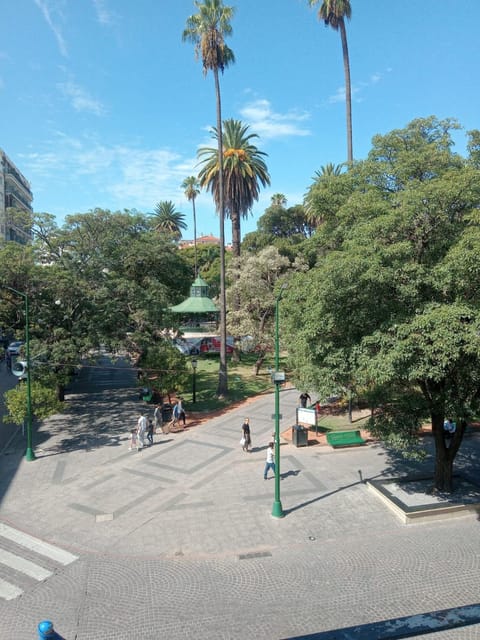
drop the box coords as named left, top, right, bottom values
left=181, top=352, right=282, bottom=413
left=313, top=409, right=371, bottom=432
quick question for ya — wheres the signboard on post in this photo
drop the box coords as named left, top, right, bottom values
left=296, top=407, right=316, bottom=425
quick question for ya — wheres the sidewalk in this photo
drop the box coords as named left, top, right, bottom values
left=0, top=372, right=479, bottom=639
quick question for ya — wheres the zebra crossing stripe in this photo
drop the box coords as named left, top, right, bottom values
left=0, top=577, right=23, bottom=601
left=0, top=549, right=52, bottom=580
left=0, top=523, right=77, bottom=565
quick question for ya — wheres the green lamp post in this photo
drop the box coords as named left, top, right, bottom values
left=191, top=357, right=198, bottom=403
left=6, top=287, right=35, bottom=461
left=272, top=286, right=286, bottom=518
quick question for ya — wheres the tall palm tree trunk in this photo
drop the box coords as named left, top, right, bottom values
left=339, top=19, right=353, bottom=164
left=214, top=68, right=228, bottom=397
left=192, top=198, right=198, bottom=277
left=231, top=208, right=241, bottom=258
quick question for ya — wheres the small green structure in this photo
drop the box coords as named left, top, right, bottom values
left=170, top=276, right=218, bottom=331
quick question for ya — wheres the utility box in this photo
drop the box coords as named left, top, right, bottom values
left=292, top=424, right=308, bottom=447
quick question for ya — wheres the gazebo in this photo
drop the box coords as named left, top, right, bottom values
left=170, top=276, right=218, bottom=331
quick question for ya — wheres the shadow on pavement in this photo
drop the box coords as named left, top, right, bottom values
left=282, top=602, right=480, bottom=639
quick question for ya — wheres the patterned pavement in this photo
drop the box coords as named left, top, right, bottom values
left=0, top=361, right=479, bottom=639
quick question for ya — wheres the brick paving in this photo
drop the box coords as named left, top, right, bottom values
left=0, top=362, right=479, bottom=639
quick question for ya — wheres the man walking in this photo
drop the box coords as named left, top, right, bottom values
left=299, top=392, right=311, bottom=408
left=137, top=412, right=147, bottom=450
left=153, top=403, right=163, bottom=433
left=264, top=442, right=275, bottom=480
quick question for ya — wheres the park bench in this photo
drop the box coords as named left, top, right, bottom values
left=326, top=429, right=366, bottom=448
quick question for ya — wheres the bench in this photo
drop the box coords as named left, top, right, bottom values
left=326, top=430, right=366, bottom=448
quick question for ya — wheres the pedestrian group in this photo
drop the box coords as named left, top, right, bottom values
left=129, top=398, right=188, bottom=451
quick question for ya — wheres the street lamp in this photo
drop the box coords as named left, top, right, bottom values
left=5, top=287, right=35, bottom=461
left=191, top=357, right=198, bottom=403
left=272, top=285, right=287, bottom=518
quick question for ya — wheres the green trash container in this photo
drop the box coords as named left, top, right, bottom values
left=292, top=424, right=308, bottom=447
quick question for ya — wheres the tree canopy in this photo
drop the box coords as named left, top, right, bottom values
left=283, top=116, right=480, bottom=491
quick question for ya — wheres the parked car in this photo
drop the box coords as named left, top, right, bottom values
left=6, top=341, right=24, bottom=356
left=173, top=338, right=201, bottom=355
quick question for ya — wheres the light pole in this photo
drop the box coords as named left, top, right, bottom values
left=5, top=287, right=35, bottom=461
left=191, top=357, right=197, bottom=403
left=272, top=286, right=286, bottom=518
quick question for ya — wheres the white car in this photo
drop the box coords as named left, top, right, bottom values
left=7, top=341, right=24, bottom=356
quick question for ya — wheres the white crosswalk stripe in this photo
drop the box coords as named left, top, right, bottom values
left=0, top=523, right=77, bottom=565
left=0, top=577, right=23, bottom=601
left=0, top=549, right=52, bottom=580
left=0, top=523, right=78, bottom=601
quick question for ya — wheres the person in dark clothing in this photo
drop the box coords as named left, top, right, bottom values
left=241, top=418, right=252, bottom=452
left=146, top=419, right=154, bottom=445
left=299, top=392, right=311, bottom=408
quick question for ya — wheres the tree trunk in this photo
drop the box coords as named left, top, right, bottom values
left=253, top=353, right=265, bottom=375
left=214, top=68, right=228, bottom=398
left=192, top=198, right=198, bottom=277
left=231, top=209, right=241, bottom=258
left=431, top=412, right=466, bottom=492
left=339, top=20, right=353, bottom=164
left=56, top=384, right=65, bottom=402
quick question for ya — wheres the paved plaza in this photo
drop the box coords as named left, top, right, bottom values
left=0, top=361, right=479, bottom=639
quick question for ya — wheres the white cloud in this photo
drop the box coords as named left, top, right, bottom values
left=328, top=68, right=391, bottom=104
left=239, top=99, right=311, bottom=139
left=19, top=132, right=198, bottom=210
left=92, top=0, right=116, bottom=27
left=34, top=0, right=68, bottom=58
left=57, top=81, right=106, bottom=116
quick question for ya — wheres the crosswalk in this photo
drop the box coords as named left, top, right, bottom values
left=0, top=522, right=78, bottom=601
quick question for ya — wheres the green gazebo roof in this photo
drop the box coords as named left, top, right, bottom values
left=170, top=276, right=218, bottom=314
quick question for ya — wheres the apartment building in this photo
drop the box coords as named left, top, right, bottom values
left=0, top=149, right=33, bottom=244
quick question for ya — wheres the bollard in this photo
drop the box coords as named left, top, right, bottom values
left=37, top=620, right=55, bottom=639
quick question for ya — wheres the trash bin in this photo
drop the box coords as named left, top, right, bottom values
left=292, top=424, right=308, bottom=447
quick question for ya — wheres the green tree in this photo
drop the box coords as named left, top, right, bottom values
left=226, top=246, right=307, bottom=374
left=138, top=341, right=190, bottom=403
left=270, top=193, right=287, bottom=207
left=283, top=116, right=480, bottom=492
left=242, top=200, right=313, bottom=261
left=198, top=118, right=271, bottom=257
left=183, top=0, right=235, bottom=397
left=181, top=176, right=201, bottom=276
left=4, top=381, right=62, bottom=426
left=151, top=201, right=187, bottom=237
left=309, top=0, right=353, bottom=163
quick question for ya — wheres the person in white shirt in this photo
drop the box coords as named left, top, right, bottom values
left=264, top=442, right=275, bottom=480
left=137, top=413, right=147, bottom=449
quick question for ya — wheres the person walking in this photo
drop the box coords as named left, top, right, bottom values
left=299, top=392, right=311, bottom=408
left=128, top=428, right=138, bottom=451
left=146, top=418, right=154, bottom=446
left=241, top=418, right=251, bottom=452
left=264, top=442, right=275, bottom=480
left=177, top=397, right=186, bottom=427
left=153, top=403, right=163, bottom=433
left=137, top=412, right=147, bottom=449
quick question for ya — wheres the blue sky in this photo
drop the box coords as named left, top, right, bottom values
left=1, top=1, right=479, bottom=243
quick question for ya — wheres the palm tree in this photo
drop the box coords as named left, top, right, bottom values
left=309, top=0, right=353, bottom=163
left=183, top=0, right=235, bottom=397
left=152, top=201, right=186, bottom=237
left=181, top=176, right=200, bottom=276
left=270, top=194, right=287, bottom=207
left=314, top=162, right=344, bottom=178
left=198, top=119, right=270, bottom=257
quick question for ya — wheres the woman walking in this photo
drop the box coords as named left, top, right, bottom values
left=241, top=418, right=252, bottom=452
